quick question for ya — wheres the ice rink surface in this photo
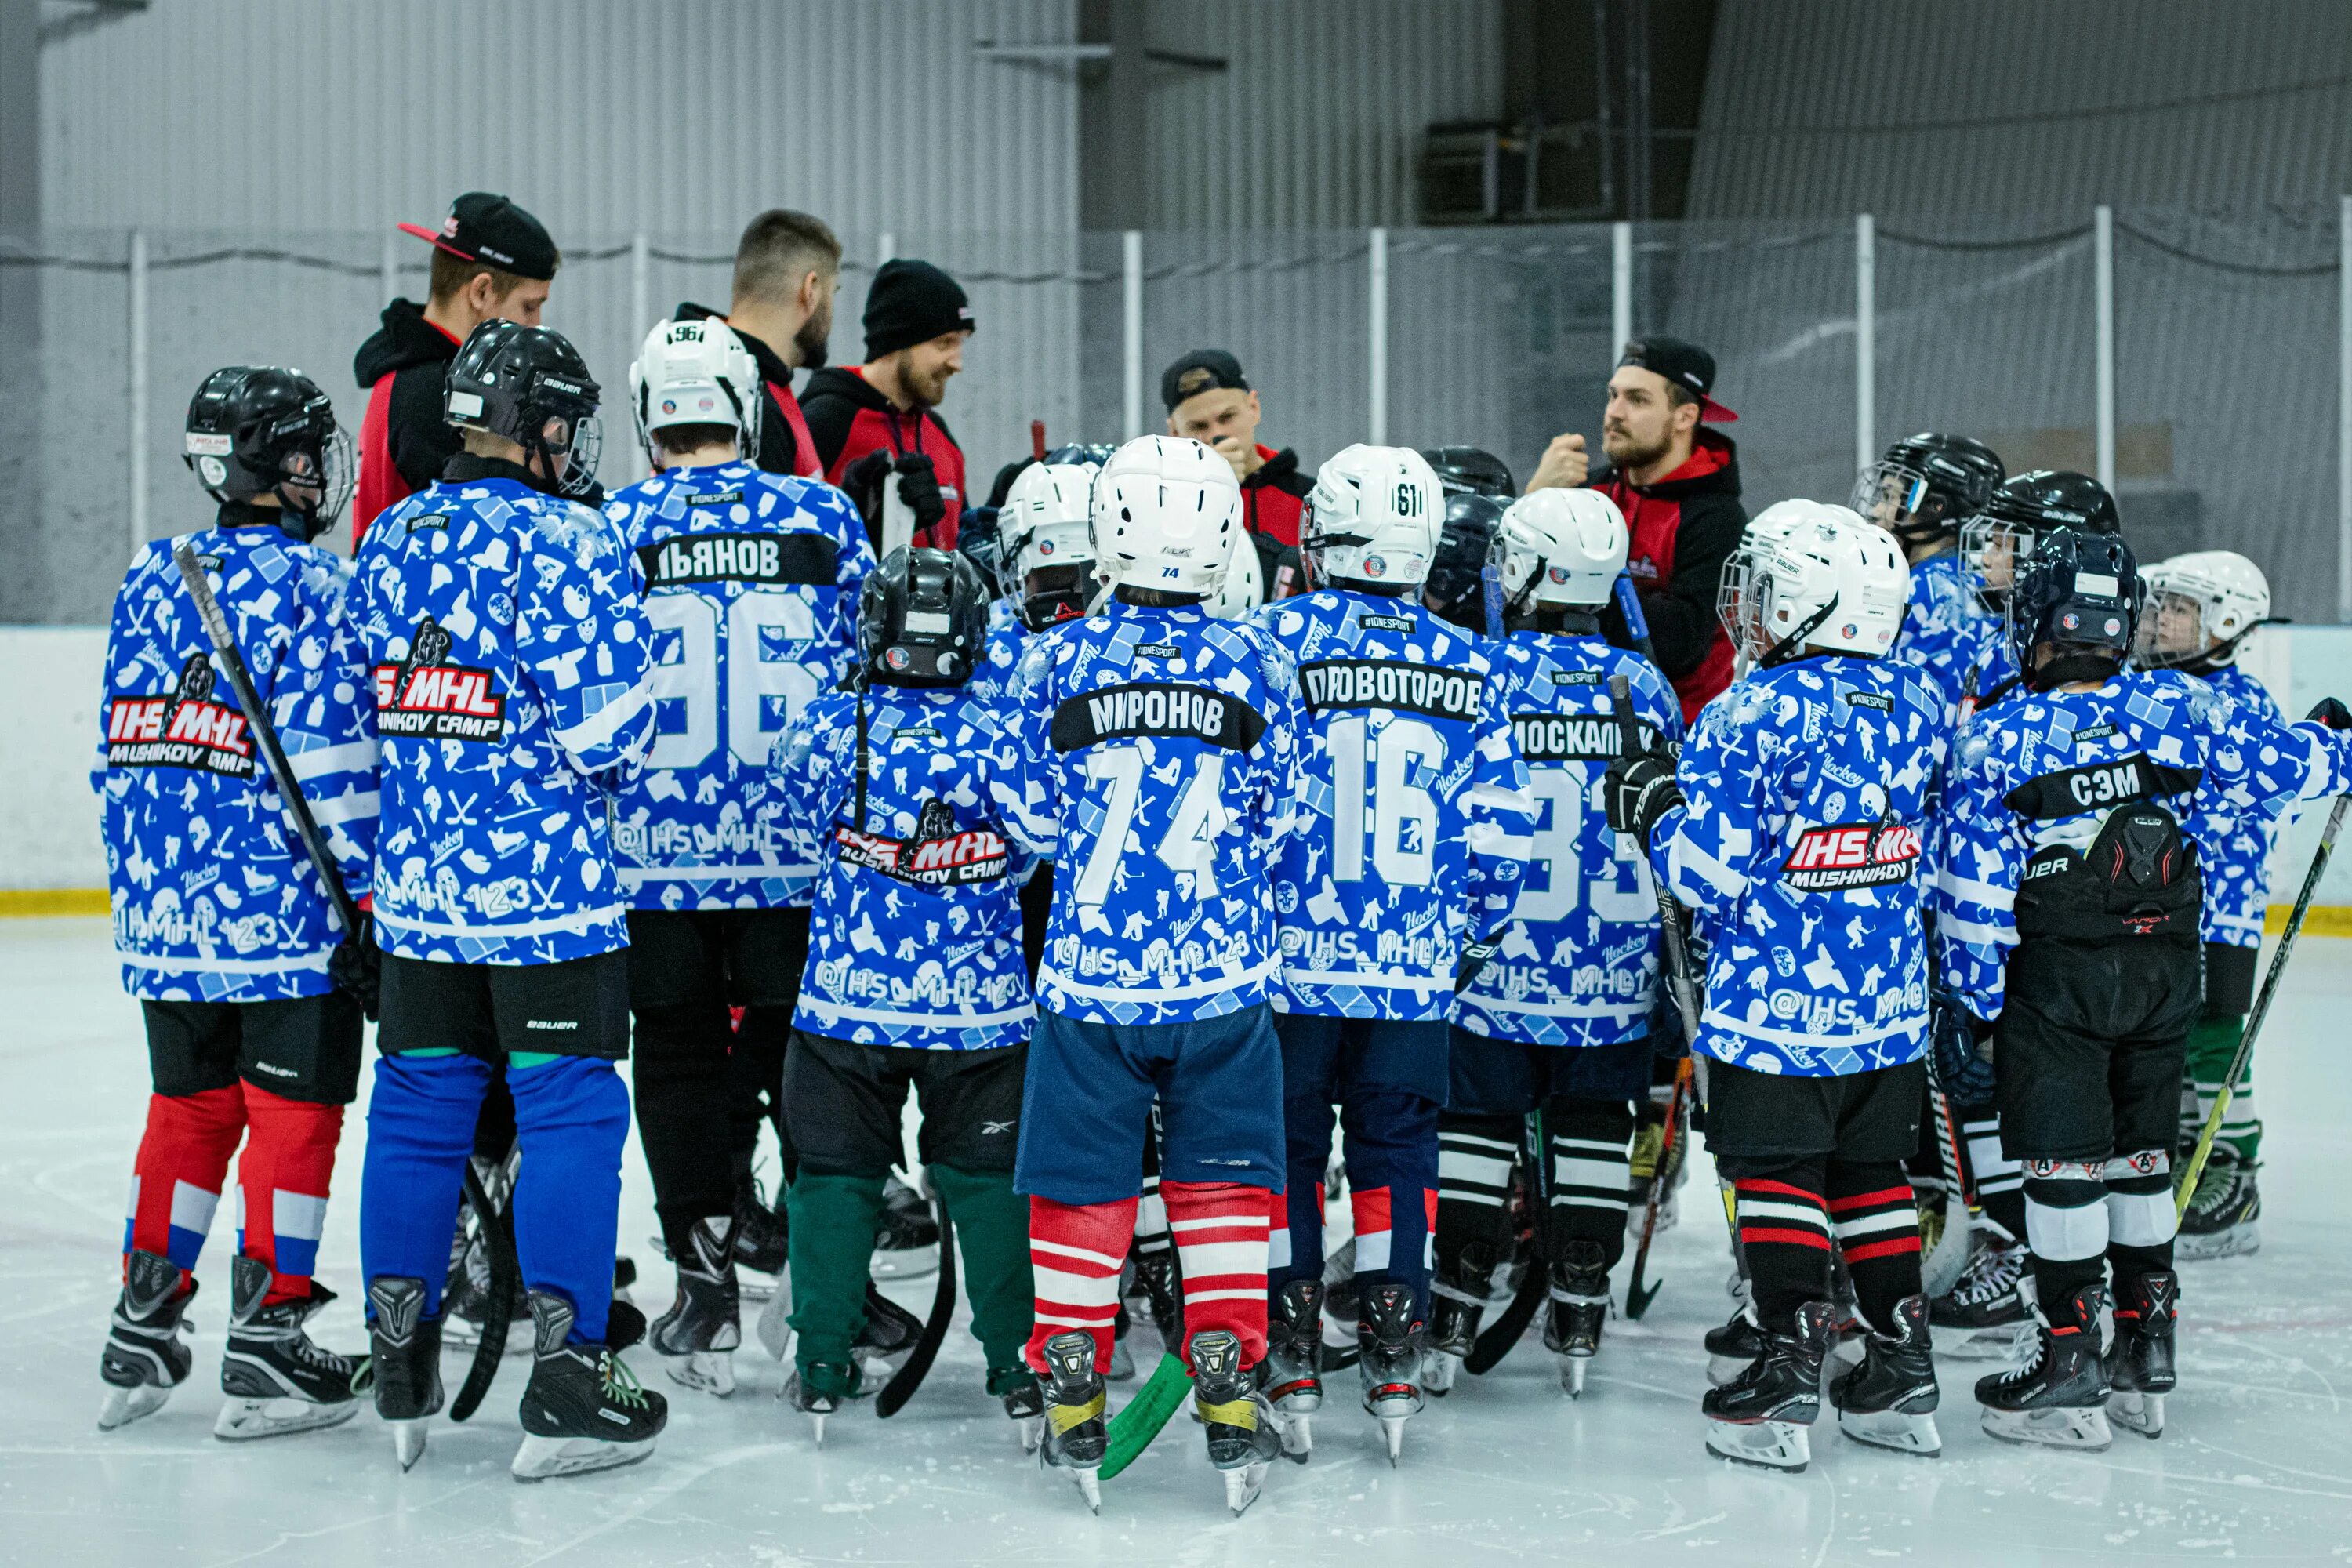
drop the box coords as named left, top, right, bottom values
left=4, top=917, right=2350, bottom=1567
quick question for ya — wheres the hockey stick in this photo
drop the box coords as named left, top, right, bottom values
left=449, top=1159, right=521, bottom=1421
left=1918, top=1053, right=1976, bottom=1299
left=1463, top=1107, right=1547, bottom=1374
left=2177, top=792, right=2348, bottom=1220
left=877, top=1192, right=956, bottom=1417
left=1101, top=1352, right=1192, bottom=1479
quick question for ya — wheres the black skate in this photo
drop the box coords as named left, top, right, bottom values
left=1931, top=1232, right=2031, bottom=1359
left=1424, top=1240, right=1495, bottom=1396
left=1036, top=1330, right=1107, bottom=1513
left=871, top=1174, right=939, bottom=1280
left=367, top=1276, right=443, bottom=1471
left=216, top=1254, right=366, bottom=1441
left=1831, top=1293, right=1941, bottom=1455
left=1704, top=1304, right=1766, bottom=1386
left=1193, top=1329, right=1283, bottom=1515
left=2179, top=1155, right=2260, bottom=1261
left=1704, top=1299, right=1834, bottom=1472
left=444, top=1156, right=530, bottom=1354
left=733, top=1174, right=790, bottom=1280
left=1544, top=1241, right=1610, bottom=1399
left=512, top=1293, right=666, bottom=1481
left=852, top=1281, right=924, bottom=1388
left=993, top=1364, right=1044, bottom=1453
left=649, top=1217, right=741, bottom=1397
left=784, top=1361, right=856, bottom=1445
left=1259, top=1279, right=1323, bottom=1462
left=2105, top=1272, right=2178, bottom=1439
left=98, top=1249, right=195, bottom=1431
left=1357, top=1283, right=1425, bottom=1465
left=1318, top=1243, right=1363, bottom=1373
left=1132, top=1245, right=1185, bottom=1353
left=1976, top=1283, right=2113, bottom=1450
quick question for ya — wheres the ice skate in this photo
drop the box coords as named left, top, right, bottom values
left=1260, top=1279, right=1323, bottom=1461
left=443, top=1156, right=529, bottom=1355
left=1544, top=1241, right=1610, bottom=1399
left=993, top=1366, right=1044, bottom=1453
left=785, top=1362, right=855, bottom=1445
left=2104, top=1272, right=2178, bottom=1439
left=510, top=1293, right=666, bottom=1481
left=1356, top=1283, right=1424, bottom=1465
left=1831, top=1293, right=1942, bottom=1456
left=2178, top=1154, right=2261, bottom=1261
left=1108, top=1302, right=1138, bottom=1381
left=870, top=1174, right=938, bottom=1280
left=214, top=1255, right=365, bottom=1440
left=648, top=1217, right=741, bottom=1397
left=732, top=1174, right=791, bottom=1299
left=367, top=1276, right=442, bottom=1471
left=97, top=1249, right=195, bottom=1432
left=1703, top=1299, right=1833, bottom=1473
left=1132, top=1247, right=1185, bottom=1353
left=1704, top=1303, right=1766, bottom=1386
left=1424, top=1241, right=1494, bottom=1398
left=753, top=1265, right=794, bottom=1362
left=1036, top=1330, right=1106, bottom=1513
left=1976, top=1282, right=2113, bottom=1450
left=1931, top=1232, right=2031, bottom=1360
left=1193, top=1329, right=1282, bottom=1515
left=851, top=1282, right=924, bottom=1388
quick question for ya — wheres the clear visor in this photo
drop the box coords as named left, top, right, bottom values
left=2131, top=588, right=2215, bottom=669
left=1959, top=516, right=2033, bottom=616
left=1849, top=460, right=1933, bottom=534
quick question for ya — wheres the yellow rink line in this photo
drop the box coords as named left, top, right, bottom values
left=5, top=886, right=2350, bottom=935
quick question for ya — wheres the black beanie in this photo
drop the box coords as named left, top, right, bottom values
left=863, top=260, right=974, bottom=360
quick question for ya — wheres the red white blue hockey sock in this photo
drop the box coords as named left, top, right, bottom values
left=1025, top=1194, right=1138, bottom=1374
left=1162, top=1180, right=1273, bottom=1366
left=125, top=1085, right=246, bottom=1282
left=234, top=1083, right=344, bottom=1304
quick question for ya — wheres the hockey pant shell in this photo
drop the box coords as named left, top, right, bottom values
left=1269, top=1014, right=1446, bottom=1323
left=360, top=1051, right=630, bottom=1342
left=2183, top=940, right=2260, bottom=1163
left=1027, top=1182, right=1274, bottom=1374
left=131, top=993, right=361, bottom=1301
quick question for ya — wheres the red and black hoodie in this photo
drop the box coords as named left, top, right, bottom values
left=673, top=302, right=822, bottom=480
left=1591, top=427, right=1748, bottom=724
left=352, top=299, right=462, bottom=544
left=800, top=365, right=967, bottom=550
left=1240, top=445, right=1313, bottom=550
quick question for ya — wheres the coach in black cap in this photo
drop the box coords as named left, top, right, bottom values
left=352, top=192, right=562, bottom=540
left=1161, top=347, right=1314, bottom=565
left=802, top=258, right=975, bottom=548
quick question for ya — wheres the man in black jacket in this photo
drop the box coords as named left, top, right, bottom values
left=673, top=209, right=841, bottom=480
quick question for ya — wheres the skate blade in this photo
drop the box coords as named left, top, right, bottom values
left=869, top=1247, right=938, bottom=1281
left=2107, top=1388, right=2165, bottom=1439
left=390, top=1418, right=430, bottom=1472
left=738, top=1272, right=779, bottom=1304
left=1014, top=1415, right=1044, bottom=1454
left=1560, top=1356, right=1591, bottom=1399
left=1978, top=1403, right=2113, bottom=1451
left=213, top=1396, right=359, bottom=1442
left=1223, top=1460, right=1268, bottom=1515
left=1278, top=1411, right=1313, bottom=1465
left=808, top=1413, right=826, bottom=1446
left=1063, top=1464, right=1102, bottom=1514
left=2176, top=1225, right=2259, bottom=1262
left=1706, top=1418, right=1812, bottom=1473
left=1938, top=1323, right=2031, bottom=1363
left=511, top=1432, right=658, bottom=1482
left=96, top=1382, right=172, bottom=1432
left=666, top=1350, right=736, bottom=1398
left=1838, top=1406, right=1942, bottom=1456
left=1379, top=1414, right=1405, bottom=1466
left=755, top=1280, right=793, bottom=1363
left=1421, top=1349, right=1461, bottom=1396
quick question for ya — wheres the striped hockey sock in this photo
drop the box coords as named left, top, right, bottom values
left=1961, top=1109, right=2026, bottom=1243
left=234, top=1084, right=345, bottom=1303
left=1827, top=1160, right=1923, bottom=1330
left=1162, top=1181, right=1272, bottom=1366
left=125, top=1086, right=247, bottom=1282
left=1434, top=1116, right=1518, bottom=1298
left=1025, top=1194, right=1138, bottom=1374
left=1546, top=1097, right=1633, bottom=1268
left=1733, top=1171, right=1832, bottom=1334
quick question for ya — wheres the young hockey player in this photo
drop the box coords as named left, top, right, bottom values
left=770, top=547, right=1038, bottom=1440
left=355, top=320, right=666, bottom=1479
left=95, top=367, right=378, bottom=1439
left=1607, top=506, right=1947, bottom=1472
left=989, top=434, right=1312, bottom=1515
left=1937, top=514, right=2352, bottom=1449
left=1439, top=487, right=1679, bottom=1399
left=2133, top=552, right=2280, bottom=1258
left=1856, top=433, right=2008, bottom=720
left=603, top=318, right=876, bottom=1396
left=1254, top=445, right=1531, bottom=1463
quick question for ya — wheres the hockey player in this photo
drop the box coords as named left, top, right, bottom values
left=1254, top=445, right=1532, bottom=1462
left=989, top=434, right=1311, bottom=1515
left=1440, top=487, right=1679, bottom=1399
left=95, top=367, right=378, bottom=1438
left=1937, top=515, right=2352, bottom=1448
left=354, top=320, right=667, bottom=1479
left=603, top=318, right=876, bottom=1396
left=1606, top=506, right=1947, bottom=1471
left=1855, top=433, right=2007, bottom=720
left=2134, top=552, right=2281, bottom=1257
left=770, top=547, right=1037, bottom=1439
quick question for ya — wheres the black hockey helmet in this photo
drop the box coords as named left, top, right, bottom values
left=955, top=503, right=1005, bottom=585
left=445, top=319, right=602, bottom=498
left=1422, top=492, right=1509, bottom=633
left=1961, top=469, right=2119, bottom=615
left=2009, top=525, right=2140, bottom=688
left=1421, top=445, right=1515, bottom=499
left=1850, top=432, right=2005, bottom=546
left=860, top=546, right=989, bottom=686
left=183, top=366, right=354, bottom=541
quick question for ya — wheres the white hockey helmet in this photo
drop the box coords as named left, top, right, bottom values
left=1498, top=488, right=1628, bottom=612
left=1719, top=499, right=1826, bottom=643
left=629, top=317, right=762, bottom=463
left=1206, top=529, right=1265, bottom=619
left=1746, top=504, right=1908, bottom=663
left=1302, top=444, right=1444, bottom=590
left=1089, top=436, right=1242, bottom=599
left=2134, top=550, right=2272, bottom=669
left=1000, top=460, right=1100, bottom=630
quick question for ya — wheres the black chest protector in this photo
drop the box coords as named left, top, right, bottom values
left=2006, top=753, right=2203, bottom=940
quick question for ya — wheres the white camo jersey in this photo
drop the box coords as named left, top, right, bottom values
left=356, top=468, right=656, bottom=964
left=988, top=601, right=1312, bottom=1026
left=601, top=463, right=873, bottom=910
left=95, top=520, right=379, bottom=1000
left=1254, top=590, right=1533, bottom=1020
left=1454, top=631, right=1681, bottom=1047
left=2186, top=664, right=2290, bottom=949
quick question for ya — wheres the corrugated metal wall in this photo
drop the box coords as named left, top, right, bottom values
left=1686, top=0, right=2352, bottom=220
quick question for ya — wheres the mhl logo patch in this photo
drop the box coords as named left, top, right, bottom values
left=833, top=799, right=1011, bottom=885
left=637, top=531, right=837, bottom=589
left=106, top=652, right=253, bottom=776
left=1780, top=820, right=1922, bottom=891
left=372, top=616, right=506, bottom=741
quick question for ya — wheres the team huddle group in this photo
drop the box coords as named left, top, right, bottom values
left=85, top=216, right=2351, bottom=1516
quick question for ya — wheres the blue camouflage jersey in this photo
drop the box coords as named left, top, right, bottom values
left=357, top=466, right=657, bottom=964
left=1254, top=591, right=1532, bottom=1020
left=775, top=684, right=1033, bottom=1048
left=989, top=601, right=1312, bottom=1026
left=601, top=463, right=873, bottom=911
left=1890, top=550, right=1980, bottom=720
left=1649, top=655, right=1947, bottom=1076
left=2187, top=664, right=2289, bottom=949
left=967, top=617, right=1032, bottom=707
left=95, top=519, right=379, bottom=1001
left=1935, top=669, right=2352, bottom=1018
left=1454, top=633, right=1681, bottom=1047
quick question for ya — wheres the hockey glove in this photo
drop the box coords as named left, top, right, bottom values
left=2307, top=695, right=2352, bottom=731
left=1929, top=993, right=1996, bottom=1107
left=842, top=449, right=895, bottom=524
left=892, top=453, right=948, bottom=534
left=1602, top=752, right=1683, bottom=847
left=329, top=911, right=382, bottom=1021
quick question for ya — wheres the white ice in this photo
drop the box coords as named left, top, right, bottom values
left=5, top=915, right=2351, bottom=1566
